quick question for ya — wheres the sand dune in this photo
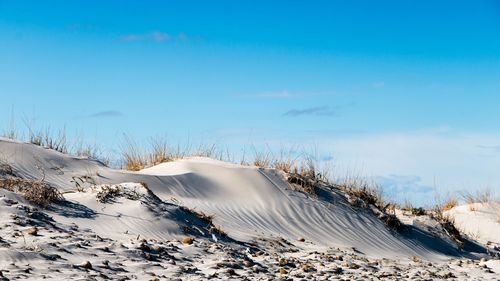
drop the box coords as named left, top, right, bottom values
left=446, top=202, right=500, bottom=248
left=0, top=138, right=498, bottom=280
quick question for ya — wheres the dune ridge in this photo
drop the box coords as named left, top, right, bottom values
left=0, top=138, right=499, bottom=280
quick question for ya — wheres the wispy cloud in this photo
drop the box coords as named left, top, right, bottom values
left=477, top=145, right=500, bottom=152
left=238, top=90, right=331, bottom=99
left=376, top=174, right=435, bottom=206
left=377, top=174, right=434, bottom=194
left=317, top=130, right=500, bottom=204
left=372, top=81, right=385, bottom=88
left=88, top=110, right=123, bottom=118
left=253, top=91, right=296, bottom=98
left=121, top=31, right=201, bottom=43
left=283, top=106, right=338, bottom=117
left=122, top=31, right=171, bottom=42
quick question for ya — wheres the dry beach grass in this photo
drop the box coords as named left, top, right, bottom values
left=0, top=125, right=499, bottom=280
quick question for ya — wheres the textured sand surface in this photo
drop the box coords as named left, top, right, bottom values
left=0, top=138, right=498, bottom=280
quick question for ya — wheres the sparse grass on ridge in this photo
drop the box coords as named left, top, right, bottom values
left=442, top=197, right=458, bottom=212
left=1, top=123, right=393, bottom=219
left=26, top=125, right=69, bottom=154
left=1, top=123, right=492, bottom=239
left=253, top=146, right=273, bottom=168
left=120, top=136, right=227, bottom=171
left=0, top=154, right=62, bottom=208
left=73, top=136, right=111, bottom=166
left=149, top=138, right=174, bottom=166
left=180, top=206, right=227, bottom=237
left=121, top=136, right=148, bottom=171
left=0, top=177, right=62, bottom=208
left=1, top=121, right=111, bottom=166
left=461, top=189, right=493, bottom=205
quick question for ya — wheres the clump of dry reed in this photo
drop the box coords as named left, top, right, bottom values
left=461, top=189, right=493, bottom=205
left=0, top=177, right=62, bottom=208
left=26, top=125, right=68, bottom=154
left=121, top=136, right=148, bottom=171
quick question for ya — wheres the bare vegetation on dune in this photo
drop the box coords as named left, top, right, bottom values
left=442, top=197, right=459, bottom=212
left=429, top=199, right=466, bottom=247
left=2, top=109, right=18, bottom=140
left=0, top=177, right=62, bottom=208
left=149, top=138, right=174, bottom=166
left=121, top=135, right=233, bottom=171
left=73, top=138, right=111, bottom=166
left=335, top=176, right=386, bottom=208
left=335, top=177, right=403, bottom=231
left=272, top=148, right=299, bottom=174
left=461, top=189, right=493, bottom=205
left=95, top=184, right=145, bottom=203
left=180, top=206, right=228, bottom=237
left=0, top=147, right=62, bottom=208
left=121, top=136, right=148, bottom=171
left=253, top=149, right=273, bottom=168
left=286, top=158, right=327, bottom=196
left=1, top=120, right=111, bottom=166
left=0, top=123, right=487, bottom=240
left=121, top=136, right=188, bottom=171
left=193, top=143, right=218, bottom=159
left=27, top=126, right=69, bottom=154
left=401, top=200, right=426, bottom=216
left=274, top=153, right=401, bottom=231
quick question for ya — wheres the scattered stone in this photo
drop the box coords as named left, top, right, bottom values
left=182, top=237, right=194, bottom=245
left=80, top=261, right=92, bottom=270
left=25, top=227, right=37, bottom=236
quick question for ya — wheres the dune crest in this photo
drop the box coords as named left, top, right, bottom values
left=0, top=139, right=499, bottom=280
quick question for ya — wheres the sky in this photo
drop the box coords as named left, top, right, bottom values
left=1, top=0, right=500, bottom=206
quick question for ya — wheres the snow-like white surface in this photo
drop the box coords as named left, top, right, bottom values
left=446, top=202, right=500, bottom=245
left=0, top=139, right=492, bottom=262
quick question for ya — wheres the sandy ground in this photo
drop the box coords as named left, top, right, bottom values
left=0, top=138, right=499, bottom=280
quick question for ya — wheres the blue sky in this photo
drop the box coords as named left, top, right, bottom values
left=1, top=0, right=500, bottom=205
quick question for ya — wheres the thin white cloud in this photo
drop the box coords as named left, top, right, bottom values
left=283, top=106, right=338, bottom=117
left=318, top=130, right=500, bottom=199
left=121, top=31, right=199, bottom=43
left=372, top=81, right=385, bottom=88
left=88, top=110, right=123, bottom=118
left=237, top=90, right=333, bottom=99
left=254, top=91, right=296, bottom=98
left=151, top=31, right=171, bottom=42
left=122, top=31, right=171, bottom=42
left=202, top=126, right=500, bottom=205
left=376, top=174, right=436, bottom=206
left=477, top=145, right=500, bottom=152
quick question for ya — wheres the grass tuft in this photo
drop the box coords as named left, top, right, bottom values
left=442, top=197, right=458, bottom=212
left=121, top=136, right=148, bottom=171
left=149, top=138, right=174, bottom=166
left=95, top=184, right=144, bottom=203
left=0, top=177, right=62, bottom=208
left=26, top=126, right=68, bottom=154
left=253, top=150, right=272, bottom=168
left=461, top=189, right=492, bottom=205
left=180, top=206, right=227, bottom=237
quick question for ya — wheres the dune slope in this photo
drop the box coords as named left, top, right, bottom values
left=0, top=139, right=486, bottom=262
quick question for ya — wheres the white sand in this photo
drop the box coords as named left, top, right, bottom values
left=446, top=202, right=500, bottom=246
left=0, top=138, right=499, bottom=280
